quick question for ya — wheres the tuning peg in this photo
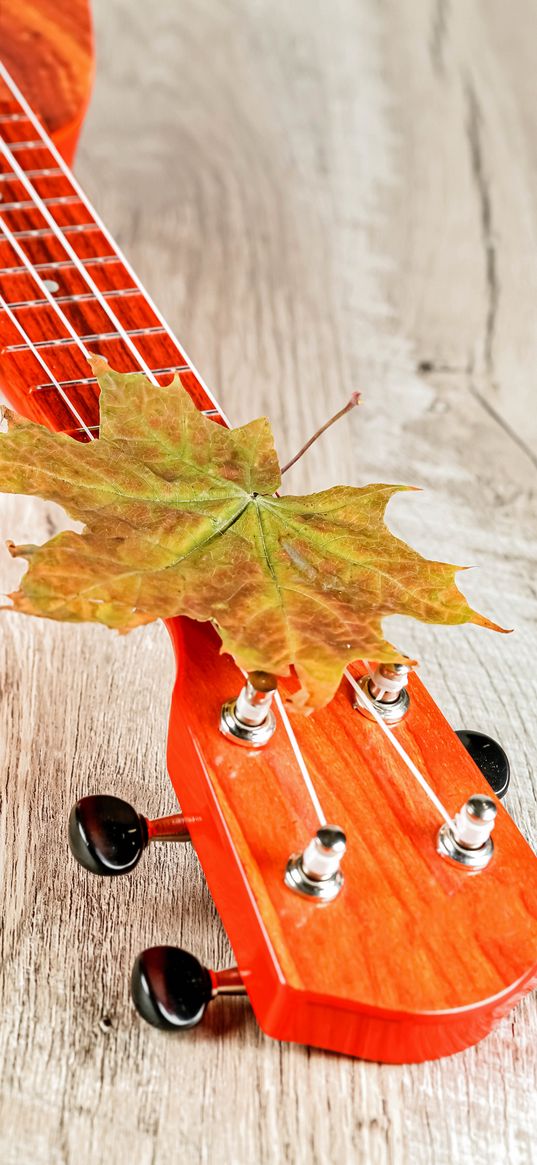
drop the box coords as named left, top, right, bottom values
left=68, top=794, right=190, bottom=876
left=455, top=731, right=510, bottom=799
left=438, top=793, right=497, bottom=870
left=131, top=946, right=247, bottom=1031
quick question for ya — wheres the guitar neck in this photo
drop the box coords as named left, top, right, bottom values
left=0, top=63, right=224, bottom=434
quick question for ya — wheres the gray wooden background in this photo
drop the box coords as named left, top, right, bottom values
left=1, top=1, right=536, bottom=1162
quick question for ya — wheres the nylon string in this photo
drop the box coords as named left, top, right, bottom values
left=0, top=66, right=327, bottom=827
left=0, top=212, right=95, bottom=361
left=0, top=60, right=229, bottom=425
left=0, top=64, right=453, bottom=833
left=0, top=288, right=94, bottom=438
left=345, top=668, right=453, bottom=825
left=0, top=133, right=159, bottom=384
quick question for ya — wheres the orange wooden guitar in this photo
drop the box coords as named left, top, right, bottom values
left=1, top=1, right=536, bottom=1064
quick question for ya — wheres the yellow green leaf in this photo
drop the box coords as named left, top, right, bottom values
left=0, top=360, right=504, bottom=709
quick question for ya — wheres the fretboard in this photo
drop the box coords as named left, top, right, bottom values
left=0, top=63, right=225, bottom=440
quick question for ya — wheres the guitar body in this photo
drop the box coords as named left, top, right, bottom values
left=1, top=2, right=536, bottom=1064
left=0, top=0, right=93, bottom=166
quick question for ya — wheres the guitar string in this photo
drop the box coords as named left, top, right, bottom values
left=234, top=665, right=326, bottom=826
left=0, top=288, right=94, bottom=438
left=0, top=74, right=328, bottom=830
left=0, top=213, right=96, bottom=364
left=0, top=134, right=160, bottom=384
left=345, top=669, right=452, bottom=825
left=0, top=72, right=454, bottom=831
left=0, top=60, right=229, bottom=426
left=0, top=87, right=454, bottom=831
left=274, top=695, right=326, bottom=825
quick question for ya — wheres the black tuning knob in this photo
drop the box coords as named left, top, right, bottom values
left=68, top=794, right=190, bottom=876
left=131, top=946, right=246, bottom=1031
left=456, top=731, right=510, bottom=799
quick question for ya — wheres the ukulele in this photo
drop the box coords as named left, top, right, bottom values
left=1, top=1, right=536, bottom=1065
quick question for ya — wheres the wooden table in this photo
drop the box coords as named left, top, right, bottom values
left=1, top=1, right=536, bottom=1161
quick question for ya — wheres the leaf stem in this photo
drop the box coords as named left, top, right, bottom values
left=280, top=392, right=362, bottom=475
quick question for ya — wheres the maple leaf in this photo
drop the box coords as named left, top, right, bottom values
left=0, top=359, right=504, bottom=710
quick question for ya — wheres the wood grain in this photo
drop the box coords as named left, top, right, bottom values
left=1, top=0, right=536, bottom=1161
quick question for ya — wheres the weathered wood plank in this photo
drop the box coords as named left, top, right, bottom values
left=0, top=0, right=536, bottom=1162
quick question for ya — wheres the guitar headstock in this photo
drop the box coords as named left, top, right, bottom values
left=71, top=615, right=537, bottom=1064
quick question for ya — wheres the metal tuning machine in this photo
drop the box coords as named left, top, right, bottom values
left=285, top=825, right=347, bottom=901
left=220, top=671, right=278, bottom=748
left=455, top=730, right=510, bottom=799
left=354, top=662, right=411, bottom=725
left=131, top=946, right=247, bottom=1031
left=68, top=794, right=190, bottom=876
left=437, top=794, right=497, bottom=870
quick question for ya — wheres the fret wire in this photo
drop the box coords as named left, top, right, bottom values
left=8, top=140, right=47, bottom=151
left=31, top=366, right=190, bottom=392
left=3, top=288, right=142, bottom=309
left=0, top=255, right=125, bottom=275
left=0, top=168, right=64, bottom=180
left=6, top=223, right=99, bottom=239
left=0, top=135, right=161, bottom=383
left=4, top=327, right=168, bottom=353
left=0, top=288, right=94, bottom=439
left=0, top=113, right=27, bottom=123
left=62, top=407, right=221, bottom=434
left=0, top=60, right=228, bottom=425
left=0, top=195, right=81, bottom=211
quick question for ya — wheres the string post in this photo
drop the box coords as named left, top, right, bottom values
left=437, top=794, right=497, bottom=871
left=284, top=825, right=346, bottom=901
left=354, top=662, right=411, bottom=725
left=220, top=671, right=277, bottom=748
